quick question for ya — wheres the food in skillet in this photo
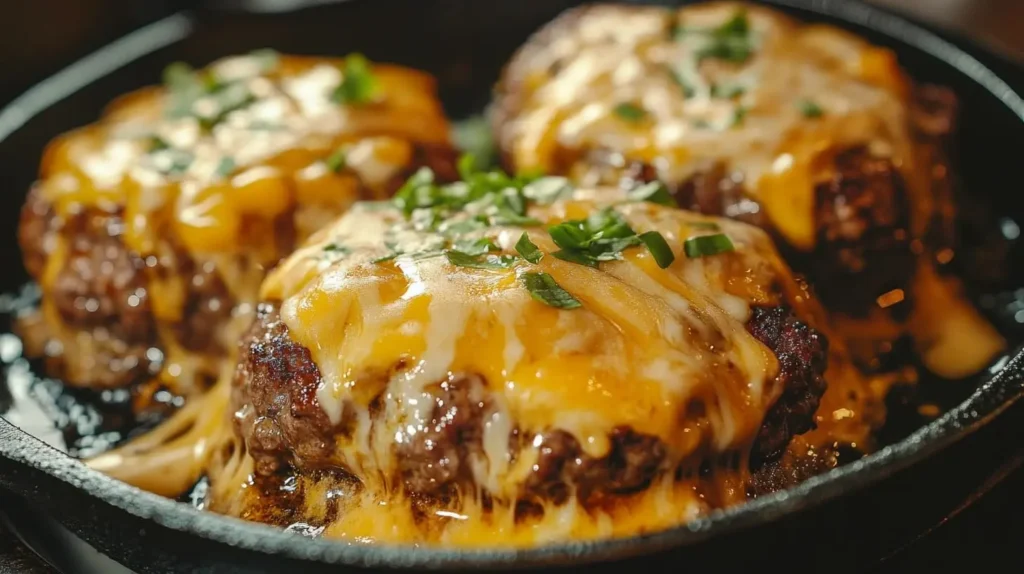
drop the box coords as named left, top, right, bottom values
left=492, top=1, right=1004, bottom=377
left=132, top=161, right=875, bottom=546
left=16, top=1, right=1010, bottom=550
left=17, top=51, right=456, bottom=397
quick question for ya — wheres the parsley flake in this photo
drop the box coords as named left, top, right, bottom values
left=684, top=233, right=735, bottom=258
left=521, top=272, right=581, bottom=310
left=332, top=53, right=379, bottom=105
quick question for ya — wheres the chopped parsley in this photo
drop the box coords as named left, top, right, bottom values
left=520, top=272, right=581, bottom=310
left=147, top=135, right=171, bottom=153
left=731, top=105, right=749, bottom=127
left=161, top=61, right=256, bottom=129
left=613, top=102, right=648, bottom=123
left=523, top=176, right=573, bottom=204
left=683, top=233, right=735, bottom=258
left=639, top=231, right=675, bottom=268
left=548, top=208, right=670, bottom=267
left=332, top=53, right=379, bottom=105
left=677, top=10, right=755, bottom=64
left=249, top=48, right=279, bottom=72
left=322, top=242, right=351, bottom=255
left=710, top=83, right=746, bottom=99
left=798, top=99, right=824, bottom=118
left=627, top=181, right=677, bottom=207
left=392, top=158, right=544, bottom=230
left=515, top=233, right=544, bottom=264
left=215, top=156, right=236, bottom=178
left=668, top=67, right=697, bottom=98
left=325, top=147, right=347, bottom=172
left=453, top=237, right=499, bottom=256
left=444, top=250, right=518, bottom=270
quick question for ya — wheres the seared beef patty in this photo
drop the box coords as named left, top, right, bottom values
left=19, top=145, right=457, bottom=390
left=233, top=302, right=828, bottom=506
left=591, top=146, right=915, bottom=317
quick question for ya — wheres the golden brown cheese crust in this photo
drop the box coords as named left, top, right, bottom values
left=18, top=53, right=457, bottom=392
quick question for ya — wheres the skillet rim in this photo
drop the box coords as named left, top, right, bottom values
left=1, top=0, right=1023, bottom=569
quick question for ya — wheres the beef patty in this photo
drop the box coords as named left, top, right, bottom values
left=233, top=301, right=828, bottom=507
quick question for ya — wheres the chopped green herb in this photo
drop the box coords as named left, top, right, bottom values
left=547, top=208, right=644, bottom=266
left=195, top=82, right=255, bottom=129
left=627, top=181, right=677, bottom=207
left=445, top=250, right=518, bottom=270
left=409, top=249, right=446, bottom=261
left=215, top=156, right=236, bottom=178
left=162, top=62, right=196, bottom=92
left=684, top=233, right=735, bottom=258
left=639, top=231, right=676, bottom=268
left=322, top=242, right=350, bottom=254
left=392, top=167, right=438, bottom=216
left=332, top=53, right=379, bottom=105
left=371, top=252, right=401, bottom=264
left=451, top=115, right=498, bottom=172
left=731, top=106, right=749, bottom=127
left=710, top=83, right=746, bottom=99
left=523, top=176, right=573, bottom=204
left=686, top=10, right=755, bottom=64
left=614, top=102, right=648, bottom=123
left=552, top=249, right=599, bottom=268
left=441, top=215, right=490, bottom=235
left=148, top=136, right=170, bottom=153
left=249, top=48, right=279, bottom=72
left=515, top=233, right=543, bottom=264
left=520, top=272, right=581, bottom=310
left=453, top=237, right=499, bottom=256
left=155, top=148, right=194, bottom=175
left=457, top=153, right=479, bottom=181
left=325, top=147, right=347, bottom=172
left=668, top=67, right=697, bottom=98
left=798, top=99, right=824, bottom=118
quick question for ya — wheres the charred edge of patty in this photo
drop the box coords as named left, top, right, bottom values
left=235, top=302, right=827, bottom=511
left=746, top=305, right=829, bottom=470
left=18, top=188, right=236, bottom=387
left=579, top=146, right=915, bottom=317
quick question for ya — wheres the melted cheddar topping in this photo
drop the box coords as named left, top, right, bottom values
left=28, top=52, right=452, bottom=391
left=497, top=1, right=918, bottom=249
left=261, top=184, right=815, bottom=512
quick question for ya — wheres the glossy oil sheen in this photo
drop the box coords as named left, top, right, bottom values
left=0, top=0, right=1023, bottom=572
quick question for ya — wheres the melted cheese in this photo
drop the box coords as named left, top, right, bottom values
left=498, top=1, right=918, bottom=250
left=28, top=53, right=451, bottom=392
left=259, top=186, right=810, bottom=524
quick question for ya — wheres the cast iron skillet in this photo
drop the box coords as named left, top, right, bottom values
left=1, top=0, right=1024, bottom=572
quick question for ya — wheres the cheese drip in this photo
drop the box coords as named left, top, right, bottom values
left=261, top=187, right=806, bottom=508
left=497, top=1, right=919, bottom=250
left=26, top=52, right=452, bottom=392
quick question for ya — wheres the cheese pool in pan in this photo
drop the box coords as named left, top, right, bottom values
left=18, top=52, right=457, bottom=395
left=194, top=169, right=875, bottom=546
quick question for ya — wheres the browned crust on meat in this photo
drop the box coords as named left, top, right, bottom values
left=20, top=144, right=457, bottom=390
left=233, top=301, right=828, bottom=508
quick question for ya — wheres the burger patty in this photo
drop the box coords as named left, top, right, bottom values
left=578, top=145, right=916, bottom=317
left=19, top=144, right=457, bottom=390
left=233, top=302, right=828, bottom=506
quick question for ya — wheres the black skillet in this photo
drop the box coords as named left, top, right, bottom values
left=1, top=0, right=1024, bottom=572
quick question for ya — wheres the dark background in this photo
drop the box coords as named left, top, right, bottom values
left=0, top=0, right=1021, bottom=572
